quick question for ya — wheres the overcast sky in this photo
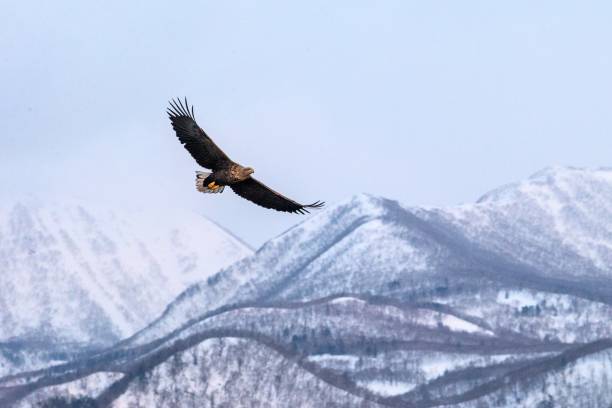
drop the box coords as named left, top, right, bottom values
left=1, top=1, right=611, bottom=247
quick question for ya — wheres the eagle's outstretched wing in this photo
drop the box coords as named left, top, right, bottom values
left=230, top=178, right=324, bottom=214
left=167, top=98, right=230, bottom=170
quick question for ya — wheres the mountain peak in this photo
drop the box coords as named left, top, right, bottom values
left=476, top=165, right=612, bottom=204
left=263, top=193, right=388, bottom=246
left=333, top=192, right=388, bottom=214
left=0, top=197, right=252, bottom=346
left=528, top=165, right=612, bottom=184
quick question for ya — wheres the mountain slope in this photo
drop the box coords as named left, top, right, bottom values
left=425, top=166, right=612, bottom=281
left=0, top=198, right=252, bottom=349
left=128, top=193, right=462, bottom=345
left=3, top=294, right=610, bottom=407
left=130, top=167, right=612, bottom=346
left=3, top=167, right=612, bottom=407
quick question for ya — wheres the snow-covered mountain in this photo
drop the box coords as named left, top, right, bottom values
left=427, top=165, right=612, bottom=281
left=6, top=293, right=611, bottom=407
left=0, top=198, right=252, bottom=350
left=127, top=167, right=612, bottom=345
left=3, top=167, right=612, bottom=407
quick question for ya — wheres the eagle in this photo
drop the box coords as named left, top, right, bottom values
left=168, top=98, right=325, bottom=214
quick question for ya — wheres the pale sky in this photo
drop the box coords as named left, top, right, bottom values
left=1, top=1, right=611, bottom=247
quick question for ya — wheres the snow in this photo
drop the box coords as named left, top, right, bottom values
left=413, top=310, right=492, bottom=336
left=441, top=315, right=492, bottom=335
left=125, top=193, right=399, bottom=345
left=0, top=198, right=252, bottom=345
left=16, top=371, right=123, bottom=407
left=496, top=290, right=539, bottom=308
left=330, top=297, right=367, bottom=306
left=123, top=165, right=612, bottom=359
left=460, top=349, right=612, bottom=407
left=112, top=338, right=371, bottom=408
left=9, top=168, right=612, bottom=404
left=414, top=353, right=514, bottom=381
left=357, top=380, right=415, bottom=396
left=432, top=166, right=612, bottom=279
left=307, top=354, right=360, bottom=369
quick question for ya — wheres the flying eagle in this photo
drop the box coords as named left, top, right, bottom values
left=168, top=98, right=325, bottom=214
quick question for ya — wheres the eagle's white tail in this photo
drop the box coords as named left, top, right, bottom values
left=195, top=171, right=225, bottom=194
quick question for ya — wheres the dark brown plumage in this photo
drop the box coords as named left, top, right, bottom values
left=168, top=98, right=324, bottom=214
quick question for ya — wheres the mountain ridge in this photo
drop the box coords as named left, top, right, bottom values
left=129, top=167, right=612, bottom=346
left=0, top=197, right=252, bottom=376
left=4, top=166, right=612, bottom=407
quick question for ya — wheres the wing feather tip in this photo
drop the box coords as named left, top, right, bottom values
left=305, top=201, right=325, bottom=209
left=293, top=200, right=325, bottom=214
left=168, top=97, right=196, bottom=120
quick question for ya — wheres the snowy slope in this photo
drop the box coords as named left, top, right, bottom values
left=3, top=167, right=612, bottom=407
left=4, top=294, right=610, bottom=407
left=453, top=346, right=612, bottom=408
left=111, top=338, right=377, bottom=408
left=424, top=166, right=612, bottom=280
left=0, top=197, right=252, bottom=347
left=132, top=166, right=612, bottom=346
left=129, top=193, right=462, bottom=345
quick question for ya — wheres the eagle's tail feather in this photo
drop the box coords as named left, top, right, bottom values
left=196, top=171, right=224, bottom=194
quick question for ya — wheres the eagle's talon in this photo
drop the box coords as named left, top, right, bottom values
left=207, top=182, right=217, bottom=189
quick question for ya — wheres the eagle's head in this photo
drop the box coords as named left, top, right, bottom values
left=242, top=167, right=255, bottom=177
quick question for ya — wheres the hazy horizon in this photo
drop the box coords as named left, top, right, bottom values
left=2, top=1, right=611, bottom=247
